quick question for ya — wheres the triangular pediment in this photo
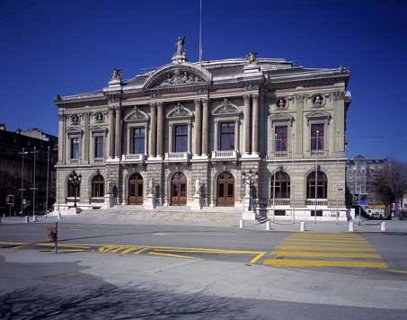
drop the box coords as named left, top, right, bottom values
left=270, top=113, right=294, bottom=124
left=212, top=99, right=241, bottom=116
left=124, top=108, right=149, bottom=122
left=166, top=103, right=193, bottom=119
left=306, top=110, right=331, bottom=123
left=143, top=63, right=212, bottom=90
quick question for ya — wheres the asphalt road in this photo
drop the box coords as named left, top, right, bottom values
left=1, top=221, right=407, bottom=276
left=1, top=222, right=407, bottom=319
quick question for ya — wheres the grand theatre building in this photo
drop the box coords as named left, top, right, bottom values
left=55, top=42, right=351, bottom=220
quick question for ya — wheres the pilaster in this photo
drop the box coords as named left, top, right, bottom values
left=243, top=94, right=251, bottom=155
left=201, top=98, right=209, bottom=157
left=194, top=99, right=202, bottom=157
left=251, top=93, right=259, bottom=155
left=156, top=102, right=164, bottom=158
left=149, top=103, right=157, bottom=158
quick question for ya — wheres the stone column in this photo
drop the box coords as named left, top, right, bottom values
left=58, top=112, right=65, bottom=164
left=84, top=112, right=90, bottom=163
left=108, top=107, right=115, bottom=159
left=194, top=99, right=202, bottom=157
left=115, top=106, right=122, bottom=159
left=156, top=102, right=164, bottom=158
left=243, top=94, right=251, bottom=154
left=149, top=103, right=157, bottom=158
left=251, top=93, right=259, bottom=155
left=201, top=99, right=209, bottom=156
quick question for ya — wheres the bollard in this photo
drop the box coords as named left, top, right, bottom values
left=380, top=221, right=386, bottom=232
left=25, top=216, right=29, bottom=223
left=300, top=221, right=305, bottom=232
left=266, top=220, right=271, bottom=231
left=32, top=215, right=37, bottom=222
left=348, top=221, right=354, bottom=232
left=0, top=216, right=1, bottom=224
left=239, top=219, right=244, bottom=229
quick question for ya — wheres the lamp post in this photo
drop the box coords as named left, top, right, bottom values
left=241, top=170, right=258, bottom=212
left=291, top=131, right=295, bottom=224
left=19, top=148, right=28, bottom=216
left=31, top=147, right=38, bottom=222
left=68, top=170, right=82, bottom=208
left=314, top=130, right=319, bottom=225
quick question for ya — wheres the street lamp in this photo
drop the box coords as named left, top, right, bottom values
left=241, top=170, right=258, bottom=212
left=68, top=170, right=82, bottom=208
left=314, top=130, right=319, bottom=225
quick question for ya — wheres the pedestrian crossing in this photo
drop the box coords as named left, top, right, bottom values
left=263, top=233, right=388, bottom=269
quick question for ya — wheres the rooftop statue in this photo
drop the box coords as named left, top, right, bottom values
left=246, top=51, right=257, bottom=64
left=175, top=36, right=186, bottom=55
left=111, top=68, right=122, bottom=81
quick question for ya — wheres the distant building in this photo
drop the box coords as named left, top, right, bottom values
left=54, top=40, right=351, bottom=220
left=346, top=155, right=386, bottom=205
left=0, top=124, right=58, bottom=215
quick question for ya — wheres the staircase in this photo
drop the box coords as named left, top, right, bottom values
left=78, top=205, right=255, bottom=226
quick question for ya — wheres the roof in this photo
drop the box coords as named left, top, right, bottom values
left=56, top=56, right=350, bottom=104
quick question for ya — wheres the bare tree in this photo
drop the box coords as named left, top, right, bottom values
left=372, top=160, right=407, bottom=211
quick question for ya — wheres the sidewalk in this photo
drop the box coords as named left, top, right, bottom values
left=2, top=213, right=407, bottom=233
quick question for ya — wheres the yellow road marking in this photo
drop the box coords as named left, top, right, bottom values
left=249, top=252, right=267, bottom=264
left=37, top=243, right=91, bottom=249
left=121, top=246, right=141, bottom=254
left=154, top=248, right=262, bottom=255
left=281, top=241, right=372, bottom=248
left=289, top=234, right=363, bottom=240
left=0, top=241, right=27, bottom=246
left=283, top=238, right=369, bottom=244
left=275, top=245, right=376, bottom=252
left=149, top=251, right=197, bottom=259
left=387, top=269, right=407, bottom=274
left=56, top=249, right=85, bottom=253
left=271, top=250, right=381, bottom=259
left=263, top=259, right=388, bottom=268
left=133, top=247, right=148, bottom=255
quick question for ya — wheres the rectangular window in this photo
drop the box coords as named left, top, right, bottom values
left=311, top=124, right=324, bottom=151
left=70, top=137, right=80, bottom=159
left=275, top=126, right=288, bottom=152
left=174, top=125, right=188, bottom=153
left=219, top=122, right=235, bottom=151
left=94, top=136, right=104, bottom=159
left=130, top=128, right=145, bottom=154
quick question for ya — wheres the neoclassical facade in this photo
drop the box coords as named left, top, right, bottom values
left=55, top=42, right=351, bottom=220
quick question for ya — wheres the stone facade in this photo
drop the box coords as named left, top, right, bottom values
left=55, top=42, right=351, bottom=220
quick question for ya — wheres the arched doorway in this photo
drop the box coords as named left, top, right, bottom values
left=171, top=172, right=187, bottom=206
left=128, top=173, right=143, bottom=205
left=217, top=172, right=234, bottom=207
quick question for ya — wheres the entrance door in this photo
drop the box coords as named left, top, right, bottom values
left=128, top=173, right=143, bottom=205
left=217, top=172, right=234, bottom=207
left=171, top=172, right=187, bottom=206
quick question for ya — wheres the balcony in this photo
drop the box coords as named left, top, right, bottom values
left=306, top=199, right=328, bottom=206
left=121, top=154, right=146, bottom=163
left=269, top=199, right=291, bottom=206
left=165, top=152, right=190, bottom=162
left=211, top=150, right=238, bottom=161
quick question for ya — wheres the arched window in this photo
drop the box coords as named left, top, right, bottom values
left=307, top=171, right=328, bottom=199
left=270, top=171, right=290, bottom=199
left=92, top=175, right=105, bottom=198
left=67, top=180, right=80, bottom=198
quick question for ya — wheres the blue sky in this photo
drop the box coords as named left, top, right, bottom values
left=1, top=0, right=406, bottom=160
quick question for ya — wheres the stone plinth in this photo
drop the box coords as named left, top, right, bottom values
left=190, top=194, right=202, bottom=211
left=144, top=193, right=155, bottom=210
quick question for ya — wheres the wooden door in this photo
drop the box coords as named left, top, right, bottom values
left=171, top=172, right=187, bottom=206
left=217, top=172, right=234, bottom=207
left=128, top=174, right=143, bottom=205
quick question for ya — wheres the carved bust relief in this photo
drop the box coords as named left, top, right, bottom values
left=95, top=112, right=104, bottom=123
left=154, top=69, right=205, bottom=88
left=312, top=94, right=325, bottom=108
left=71, top=114, right=80, bottom=125
left=276, top=98, right=288, bottom=110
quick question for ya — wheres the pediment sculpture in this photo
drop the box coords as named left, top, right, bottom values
left=167, top=103, right=193, bottom=118
left=124, top=108, right=149, bottom=122
left=212, top=99, right=241, bottom=115
left=153, top=69, right=205, bottom=88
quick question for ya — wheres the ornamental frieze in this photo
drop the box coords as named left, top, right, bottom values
left=153, top=69, right=205, bottom=88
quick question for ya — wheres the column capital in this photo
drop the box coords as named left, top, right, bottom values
left=194, top=98, right=202, bottom=106
left=243, top=94, right=251, bottom=102
left=251, top=93, right=259, bottom=100
left=201, top=98, right=209, bottom=106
